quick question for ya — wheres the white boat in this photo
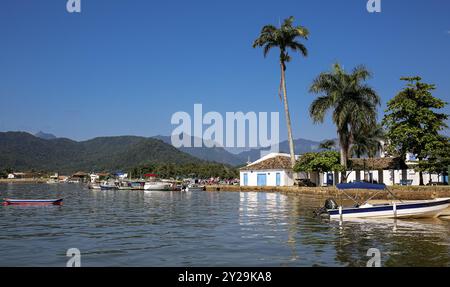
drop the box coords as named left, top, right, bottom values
left=322, top=182, right=450, bottom=220
left=100, top=181, right=117, bottom=190
left=88, top=183, right=101, bottom=190
left=144, top=181, right=171, bottom=191
left=185, top=184, right=205, bottom=192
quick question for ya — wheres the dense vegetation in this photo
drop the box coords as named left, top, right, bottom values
left=0, top=132, right=237, bottom=178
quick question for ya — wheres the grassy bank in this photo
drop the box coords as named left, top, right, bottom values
left=206, top=185, right=450, bottom=200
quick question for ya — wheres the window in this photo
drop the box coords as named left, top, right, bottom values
left=276, top=173, right=281, bottom=186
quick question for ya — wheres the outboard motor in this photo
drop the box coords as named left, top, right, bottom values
left=324, top=198, right=339, bottom=210
left=313, top=198, right=339, bottom=218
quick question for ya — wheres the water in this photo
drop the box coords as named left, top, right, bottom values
left=0, top=183, right=449, bottom=267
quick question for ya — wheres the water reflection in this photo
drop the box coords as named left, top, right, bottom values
left=0, top=184, right=449, bottom=266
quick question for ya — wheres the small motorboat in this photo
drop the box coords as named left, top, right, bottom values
left=88, top=183, right=102, bottom=190
left=318, top=182, right=450, bottom=220
left=184, top=184, right=206, bottom=192
left=100, top=181, right=117, bottom=190
left=2, top=198, right=64, bottom=206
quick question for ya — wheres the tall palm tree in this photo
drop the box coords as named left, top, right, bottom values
left=309, top=63, right=380, bottom=182
left=253, top=16, right=309, bottom=167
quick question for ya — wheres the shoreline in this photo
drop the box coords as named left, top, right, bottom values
left=0, top=179, right=47, bottom=184
left=206, top=185, right=450, bottom=200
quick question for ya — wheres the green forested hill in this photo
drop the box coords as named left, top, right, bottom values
left=0, top=132, right=209, bottom=174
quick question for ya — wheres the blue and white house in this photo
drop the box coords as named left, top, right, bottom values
left=239, top=153, right=301, bottom=187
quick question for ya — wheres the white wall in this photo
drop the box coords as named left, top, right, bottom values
left=240, top=170, right=295, bottom=187
left=325, top=169, right=441, bottom=186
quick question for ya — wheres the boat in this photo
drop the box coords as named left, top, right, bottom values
left=319, top=182, right=450, bottom=220
left=2, top=198, right=64, bottom=206
left=88, top=183, right=101, bottom=190
left=144, top=181, right=171, bottom=191
left=100, top=181, right=117, bottom=190
left=129, top=181, right=145, bottom=190
left=184, top=184, right=205, bottom=192
left=143, top=174, right=171, bottom=191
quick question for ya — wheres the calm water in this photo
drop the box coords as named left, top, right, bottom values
left=0, top=183, right=449, bottom=267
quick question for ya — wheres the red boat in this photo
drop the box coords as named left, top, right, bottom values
left=2, top=198, right=64, bottom=206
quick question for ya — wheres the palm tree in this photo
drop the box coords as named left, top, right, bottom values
left=352, top=124, right=385, bottom=158
left=253, top=16, right=309, bottom=167
left=319, top=139, right=336, bottom=150
left=309, top=63, right=380, bottom=182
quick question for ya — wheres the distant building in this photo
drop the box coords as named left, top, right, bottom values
left=239, top=153, right=304, bottom=187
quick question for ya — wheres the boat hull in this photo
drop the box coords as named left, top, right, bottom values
left=186, top=186, right=205, bottom=192
left=144, top=183, right=170, bottom=191
left=2, top=198, right=64, bottom=206
left=329, top=198, right=450, bottom=220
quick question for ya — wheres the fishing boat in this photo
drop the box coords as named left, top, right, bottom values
left=2, top=198, right=64, bottom=206
left=318, top=182, right=450, bottom=220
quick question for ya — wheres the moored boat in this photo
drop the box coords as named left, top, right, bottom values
left=184, top=184, right=206, bottom=192
left=2, top=198, right=64, bottom=206
left=144, top=181, right=171, bottom=191
left=320, top=182, right=450, bottom=220
left=100, top=181, right=117, bottom=190
left=143, top=174, right=171, bottom=191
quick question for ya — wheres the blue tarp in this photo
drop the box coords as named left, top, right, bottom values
left=336, top=182, right=386, bottom=190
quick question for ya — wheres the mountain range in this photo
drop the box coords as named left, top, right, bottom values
left=0, top=131, right=329, bottom=173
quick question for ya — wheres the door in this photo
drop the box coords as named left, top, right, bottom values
left=276, top=173, right=281, bottom=186
left=257, top=173, right=267, bottom=186
left=243, top=173, right=248, bottom=186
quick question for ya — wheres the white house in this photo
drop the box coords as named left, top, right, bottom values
left=320, top=156, right=445, bottom=186
left=239, top=153, right=301, bottom=187
left=241, top=152, right=447, bottom=187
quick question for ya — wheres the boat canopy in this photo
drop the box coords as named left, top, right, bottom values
left=336, top=182, right=386, bottom=190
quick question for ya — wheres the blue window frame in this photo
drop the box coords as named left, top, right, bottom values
left=276, top=173, right=281, bottom=186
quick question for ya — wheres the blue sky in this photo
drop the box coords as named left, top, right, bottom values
left=0, top=0, right=449, bottom=142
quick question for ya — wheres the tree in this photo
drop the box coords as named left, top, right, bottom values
left=253, top=16, right=309, bottom=167
left=351, top=124, right=385, bottom=158
left=294, top=151, right=343, bottom=173
left=309, top=63, right=380, bottom=182
left=382, top=77, right=449, bottom=185
left=319, top=139, right=336, bottom=150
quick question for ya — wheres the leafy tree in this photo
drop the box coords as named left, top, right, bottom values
left=294, top=151, right=343, bottom=173
left=382, top=77, right=449, bottom=185
left=309, top=63, right=380, bottom=182
left=253, top=16, right=309, bottom=167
